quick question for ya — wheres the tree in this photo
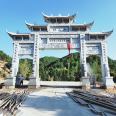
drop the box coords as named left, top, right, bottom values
left=19, top=59, right=32, bottom=79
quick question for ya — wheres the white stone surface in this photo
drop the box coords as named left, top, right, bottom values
left=17, top=88, right=94, bottom=116
left=40, top=81, right=82, bottom=87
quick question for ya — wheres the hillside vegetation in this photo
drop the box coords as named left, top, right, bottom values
left=0, top=50, right=116, bottom=82
left=0, top=51, right=11, bottom=80
left=39, top=53, right=80, bottom=81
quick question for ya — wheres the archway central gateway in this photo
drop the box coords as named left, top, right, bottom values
left=5, top=13, right=114, bottom=89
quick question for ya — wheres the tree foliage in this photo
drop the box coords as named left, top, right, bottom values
left=0, top=50, right=116, bottom=82
left=39, top=53, right=80, bottom=81
left=87, top=55, right=101, bottom=81
left=18, top=59, right=33, bottom=80
left=0, top=50, right=12, bottom=63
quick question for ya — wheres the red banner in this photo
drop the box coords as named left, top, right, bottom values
left=67, top=41, right=72, bottom=57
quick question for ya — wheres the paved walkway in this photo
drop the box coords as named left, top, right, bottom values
left=17, top=88, right=94, bottom=116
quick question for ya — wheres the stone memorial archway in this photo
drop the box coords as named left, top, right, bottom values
left=5, top=13, right=114, bottom=89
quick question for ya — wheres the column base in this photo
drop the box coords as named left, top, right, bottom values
left=105, top=76, right=115, bottom=89
left=28, top=77, right=40, bottom=89
left=4, top=76, right=16, bottom=89
left=82, top=77, right=90, bottom=90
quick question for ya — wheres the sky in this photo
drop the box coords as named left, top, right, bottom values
left=0, top=0, right=116, bottom=59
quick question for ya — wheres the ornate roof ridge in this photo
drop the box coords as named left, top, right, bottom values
left=42, top=12, right=76, bottom=18
left=7, top=31, right=30, bottom=38
left=88, top=29, right=113, bottom=36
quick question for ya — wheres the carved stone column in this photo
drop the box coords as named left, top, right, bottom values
left=80, top=34, right=90, bottom=89
left=28, top=33, right=40, bottom=88
left=101, top=41, right=114, bottom=89
left=5, top=42, right=19, bottom=88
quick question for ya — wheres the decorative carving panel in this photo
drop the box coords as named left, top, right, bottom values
left=86, top=43, right=101, bottom=55
left=40, top=43, right=80, bottom=49
left=18, top=43, right=34, bottom=55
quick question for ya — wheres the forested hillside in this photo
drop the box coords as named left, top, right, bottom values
left=18, top=53, right=116, bottom=82
left=0, top=50, right=116, bottom=82
left=0, top=51, right=11, bottom=80
left=39, top=53, right=80, bottom=81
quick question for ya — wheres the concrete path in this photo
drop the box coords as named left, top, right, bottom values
left=17, top=88, right=94, bottom=116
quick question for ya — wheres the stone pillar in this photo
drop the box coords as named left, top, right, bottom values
left=101, top=41, right=114, bottom=89
left=5, top=42, right=19, bottom=88
left=80, top=34, right=90, bottom=89
left=28, top=33, right=40, bottom=88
